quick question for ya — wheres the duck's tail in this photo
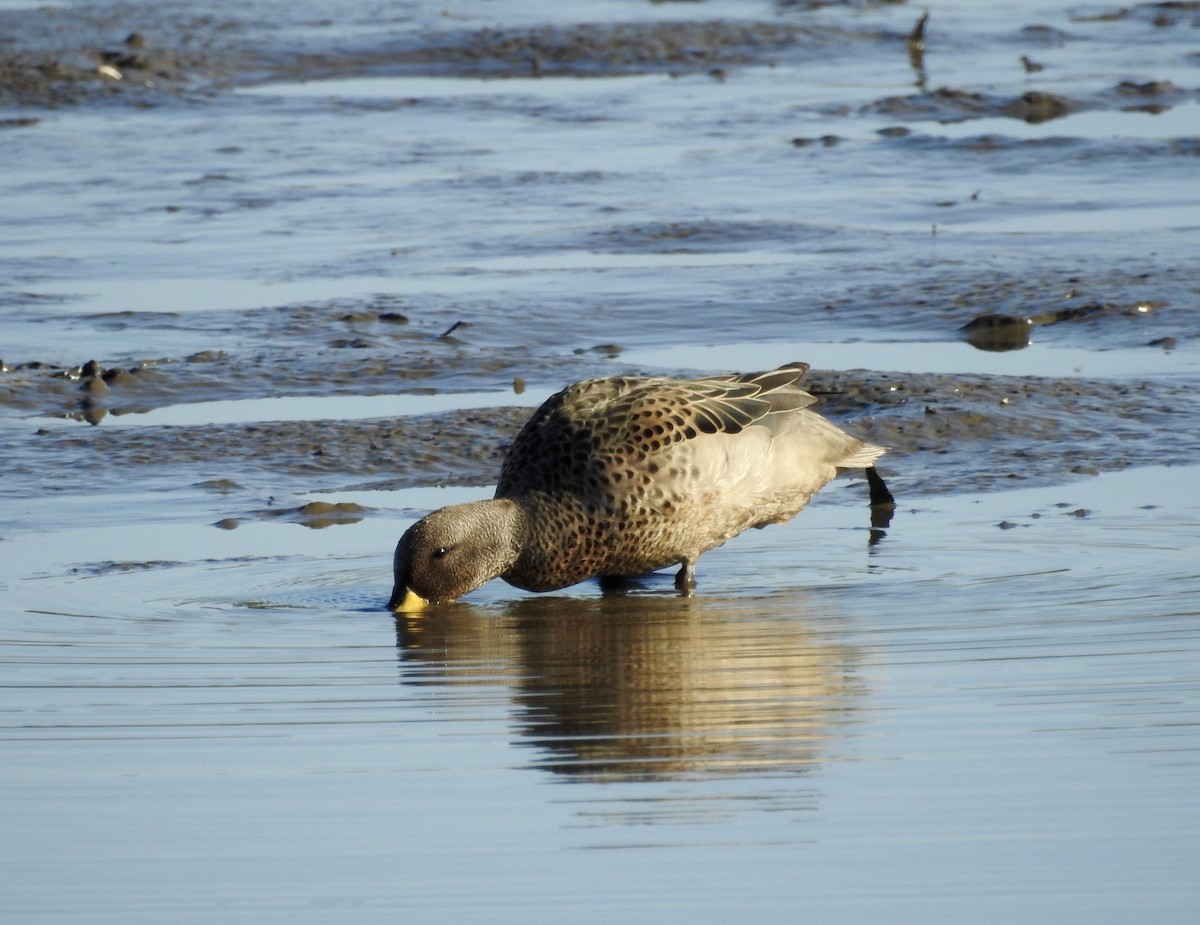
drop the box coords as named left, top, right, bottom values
left=837, top=441, right=887, bottom=471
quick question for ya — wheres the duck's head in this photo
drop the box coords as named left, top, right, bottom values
left=388, top=500, right=525, bottom=611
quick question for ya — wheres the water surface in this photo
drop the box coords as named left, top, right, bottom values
left=3, top=468, right=1198, bottom=923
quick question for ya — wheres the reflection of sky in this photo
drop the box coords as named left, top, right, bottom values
left=628, top=338, right=1199, bottom=380
left=925, top=101, right=1200, bottom=143
left=256, top=76, right=1200, bottom=144
left=26, top=388, right=551, bottom=428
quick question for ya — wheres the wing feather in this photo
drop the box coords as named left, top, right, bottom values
left=496, top=363, right=821, bottom=498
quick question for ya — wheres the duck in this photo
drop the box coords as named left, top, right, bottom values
left=389, top=362, right=890, bottom=610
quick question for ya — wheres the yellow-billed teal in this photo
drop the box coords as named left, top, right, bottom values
left=389, top=363, right=888, bottom=609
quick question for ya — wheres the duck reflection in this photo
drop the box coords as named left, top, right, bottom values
left=395, top=589, right=867, bottom=781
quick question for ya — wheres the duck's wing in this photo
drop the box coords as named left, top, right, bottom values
left=496, top=363, right=819, bottom=497
left=609, top=362, right=817, bottom=439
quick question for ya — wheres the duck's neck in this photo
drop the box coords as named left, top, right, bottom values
left=471, top=498, right=530, bottom=582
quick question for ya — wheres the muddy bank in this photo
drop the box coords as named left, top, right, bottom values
left=0, top=2, right=888, bottom=108
left=7, top=365, right=1197, bottom=514
left=3, top=0, right=1193, bottom=125
left=0, top=5, right=252, bottom=108
left=276, top=19, right=882, bottom=82
left=2, top=255, right=1193, bottom=420
left=862, top=80, right=1194, bottom=125
left=3, top=251, right=1196, bottom=508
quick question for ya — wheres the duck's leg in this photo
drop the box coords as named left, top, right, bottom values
left=865, top=466, right=895, bottom=508
left=674, top=560, right=696, bottom=595
left=865, top=466, right=895, bottom=539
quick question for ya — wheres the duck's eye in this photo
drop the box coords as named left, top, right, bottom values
left=432, top=546, right=450, bottom=560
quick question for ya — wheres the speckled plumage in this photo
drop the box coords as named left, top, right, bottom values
left=389, top=363, right=886, bottom=607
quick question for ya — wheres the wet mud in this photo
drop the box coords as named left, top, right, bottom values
left=6, top=355, right=1197, bottom=509
left=863, top=80, right=1193, bottom=125
left=4, top=246, right=1198, bottom=505
left=0, top=4, right=877, bottom=107
left=4, top=0, right=1195, bottom=121
left=0, top=6, right=250, bottom=108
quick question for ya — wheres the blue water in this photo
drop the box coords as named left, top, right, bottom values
left=3, top=467, right=1199, bottom=923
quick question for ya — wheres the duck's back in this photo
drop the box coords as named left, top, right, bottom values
left=495, top=364, right=882, bottom=590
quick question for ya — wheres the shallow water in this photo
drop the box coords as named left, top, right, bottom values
left=2, top=0, right=1199, bottom=921
left=3, top=468, right=1198, bottom=923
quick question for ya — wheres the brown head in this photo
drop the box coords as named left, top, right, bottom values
left=388, top=499, right=527, bottom=611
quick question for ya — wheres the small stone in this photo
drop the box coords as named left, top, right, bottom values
left=296, top=501, right=368, bottom=515
left=186, top=350, right=226, bottom=363
left=101, top=368, right=138, bottom=386
left=960, top=314, right=1032, bottom=352
left=1001, top=90, right=1074, bottom=123
left=197, top=479, right=243, bottom=493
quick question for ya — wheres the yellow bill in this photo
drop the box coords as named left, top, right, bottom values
left=389, top=586, right=430, bottom=613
